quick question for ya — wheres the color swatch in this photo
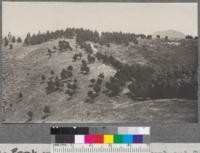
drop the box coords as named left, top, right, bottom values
left=54, top=134, right=145, bottom=144
left=114, top=135, right=123, bottom=143
left=51, top=126, right=150, bottom=144
left=104, top=135, right=114, bottom=144
left=51, top=127, right=150, bottom=135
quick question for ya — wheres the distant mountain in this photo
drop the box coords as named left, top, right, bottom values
left=152, top=30, right=185, bottom=39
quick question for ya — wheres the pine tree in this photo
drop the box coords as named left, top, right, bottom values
left=4, top=37, right=9, bottom=47
left=17, top=37, right=22, bottom=43
left=12, top=36, right=16, bottom=43
left=24, top=33, right=31, bottom=45
left=156, top=35, right=160, bottom=39
left=147, top=35, right=152, bottom=39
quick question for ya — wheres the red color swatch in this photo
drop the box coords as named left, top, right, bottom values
left=93, top=135, right=104, bottom=143
left=84, top=134, right=104, bottom=143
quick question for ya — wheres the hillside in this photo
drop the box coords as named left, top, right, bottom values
left=1, top=35, right=198, bottom=123
left=152, top=30, right=185, bottom=39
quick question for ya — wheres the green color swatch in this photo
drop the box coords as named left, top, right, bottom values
left=114, top=135, right=123, bottom=143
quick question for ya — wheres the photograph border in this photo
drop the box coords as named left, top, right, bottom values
left=0, top=0, right=199, bottom=143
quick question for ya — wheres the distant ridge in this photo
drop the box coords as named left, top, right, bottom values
left=152, top=30, right=185, bottom=39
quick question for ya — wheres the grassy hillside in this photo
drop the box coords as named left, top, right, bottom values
left=1, top=36, right=198, bottom=123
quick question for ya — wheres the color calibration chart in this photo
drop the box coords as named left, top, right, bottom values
left=51, top=126, right=151, bottom=153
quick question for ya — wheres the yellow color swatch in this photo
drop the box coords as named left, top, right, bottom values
left=104, top=135, right=114, bottom=144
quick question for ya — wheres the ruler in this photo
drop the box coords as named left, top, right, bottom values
left=51, top=143, right=151, bottom=153
left=0, top=143, right=200, bottom=153
left=51, top=126, right=151, bottom=153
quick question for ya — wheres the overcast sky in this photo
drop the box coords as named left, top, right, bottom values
left=2, top=2, right=198, bottom=37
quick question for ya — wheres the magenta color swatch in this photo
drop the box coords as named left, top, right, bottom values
left=84, top=135, right=94, bottom=143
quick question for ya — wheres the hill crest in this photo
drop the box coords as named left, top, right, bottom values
left=152, top=29, right=185, bottom=39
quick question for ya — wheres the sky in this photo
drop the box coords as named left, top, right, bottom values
left=2, top=2, right=198, bottom=37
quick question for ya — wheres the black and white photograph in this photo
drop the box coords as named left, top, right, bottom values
left=1, top=2, right=198, bottom=123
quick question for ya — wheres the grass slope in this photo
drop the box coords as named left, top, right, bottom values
left=1, top=38, right=197, bottom=123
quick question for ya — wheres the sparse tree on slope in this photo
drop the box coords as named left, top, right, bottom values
left=12, top=36, right=16, bottom=43
left=24, top=33, right=31, bottom=45
left=17, top=37, right=22, bottom=43
left=4, top=37, right=9, bottom=47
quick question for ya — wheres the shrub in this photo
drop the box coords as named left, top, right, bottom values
left=58, top=40, right=72, bottom=51
left=93, top=84, right=101, bottom=93
left=67, top=65, right=73, bottom=71
left=71, top=83, right=77, bottom=90
left=90, top=79, right=96, bottom=84
left=87, top=90, right=97, bottom=99
left=98, top=73, right=105, bottom=79
left=67, top=89, right=75, bottom=97
left=80, top=62, right=90, bottom=75
left=54, top=76, right=61, bottom=90
left=9, top=44, right=13, bottom=49
left=81, top=43, right=93, bottom=54
left=60, top=68, right=68, bottom=80
left=73, top=54, right=78, bottom=61
left=50, top=70, right=55, bottom=75
left=88, top=84, right=93, bottom=88
left=105, top=80, right=122, bottom=97
left=85, top=66, right=90, bottom=74
left=67, top=70, right=73, bottom=77
left=27, top=111, right=33, bottom=118
left=128, top=82, right=148, bottom=98
left=41, top=75, right=46, bottom=81
left=87, top=55, right=95, bottom=63
left=97, top=78, right=103, bottom=85
left=19, top=92, right=23, bottom=98
left=43, top=106, right=51, bottom=114
left=106, top=43, right=110, bottom=47
left=46, top=79, right=56, bottom=94
left=82, top=60, right=87, bottom=65
left=48, top=48, right=52, bottom=53
left=78, top=53, right=83, bottom=58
